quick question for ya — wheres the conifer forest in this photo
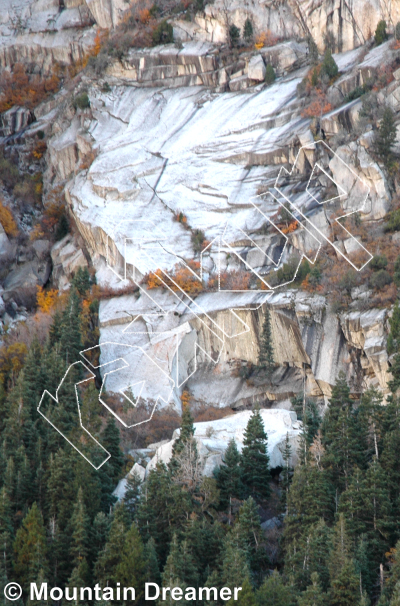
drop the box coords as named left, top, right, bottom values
left=2, top=275, right=400, bottom=606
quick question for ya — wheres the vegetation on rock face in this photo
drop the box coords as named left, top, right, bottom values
left=375, top=106, right=397, bottom=169
left=258, top=306, right=274, bottom=380
left=152, top=19, right=174, bottom=45
left=229, top=24, right=240, bottom=47
left=375, top=19, right=387, bottom=45
left=265, top=63, right=276, bottom=84
left=243, top=18, right=254, bottom=43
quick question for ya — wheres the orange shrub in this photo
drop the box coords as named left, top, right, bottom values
left=0, top=63, right=60, bottom=112
left=0, top=201, right=18, bottom=237
left=301, top=90, right=332, bottom=118
left=281, top=220, right=299, bottom=234
left=139, top=8, right=151, bottom=24
left=145, top=262, right=203, bottom=296
left=255, top=30, right=278, bottom=49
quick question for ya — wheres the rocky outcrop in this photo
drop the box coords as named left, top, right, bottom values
left=51, top=233, right=88, bottom=289
left=146, top=409, right=302, bottom=475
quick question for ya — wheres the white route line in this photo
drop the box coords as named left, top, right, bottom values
left=39, top=140, right=373, bottom=467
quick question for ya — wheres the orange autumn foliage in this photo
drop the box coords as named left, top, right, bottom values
left=139, top=8, right=151, bottom=24
left=0, top=64, right=60, bottom=113
left=255, top=30, right=278, bottom=49
left=281, top=220, right=299, bottom=234
left=145, top=262, right=203, bottom=296
left=36, top=287, right=59, bottom=313
left=0, top=201, right=18, bottom=237
left=301, top=91, right=332, bottom=118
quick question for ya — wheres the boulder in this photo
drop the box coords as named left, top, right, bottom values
left=248, top=55, right=266, bottom=82
left=2, top=259, right=51, bottom=307
left=51, top=234, right=88, bottom=289
left=145, top=409, right=302, bottom=478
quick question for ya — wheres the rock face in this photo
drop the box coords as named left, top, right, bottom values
left=33, top=38, right=393, bottom=411
left=96, top=285, right=390, bottom=413
left=146, top=409, right=302, bottom=476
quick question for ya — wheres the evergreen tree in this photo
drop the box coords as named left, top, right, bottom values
left=172, top=403, right=195, bottom=457
left=183, top=518, right=223, bottom=584
left=69, top=487, right=89, bottom=568
left=322, top=372, right=363, bottom=490
left=136, top=463, right=191, bottom=564
left=307, top=36, right=319, bottom=65
left=123, top=470, right=142, bottom=521
left=265, top=64, right=276, bottom=85
left=241, top=409, right=271, bottom=499
left=160, top=535, right=199, bottom=605
left=94, top=503, right=129, bottom=585
left=101, top=417, right=124, bottom=484
left=221, top=527, right=251, bottom=589
left=113, top=523, right=147, bottom=603
left=59, top=288, right=83, bottom=365
left=144, top=537, right=160, bottom=586
left=71, top=267, right=91, bottom=297
left=321, top=48, right=338, bottom=79
left=215, top=438, right=243, bottom=509
left=236, top=497, right=269, bottom=583
left=375, top=20, right=387, bottom=45
left=89, top=511, right=110, bottom=567
left=256, top=570, right=296, bottom=606
left=375, top=107, right=397, bottom=169
left=280, top=432, right=292, bottom=509
left=228, top=577, right=256, bottom=606
left=243, top=18, right=253, bottom=43
left=13, top=503, right=49, bottom=593
left=298, top=572, right=325, bottom=606
left=258, top=307, right=274, bottom=379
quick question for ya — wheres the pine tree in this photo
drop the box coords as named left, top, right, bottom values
left=390, top=582, right=400, bottom=606
left=280, top=432, right=292, bottom=509
left=321, top=48, right=338, bottom=79
left=101, top=417, right=124, bottom=484
left=375, top=107, right=397, bottom=169
left=236, top=497, right=269, bottom=582
left=89, top=511, right=110, bottom=567
left=163, top=534, right=199, bottom=588
left=59, top=288, right=83, bottom=365
left=69, top=487, right=89, bottom=567
left=94, top=503, right=129, bottom=585
left=71, top=267, right=91, bottom=297
left=13, top=503, right=49, bottom=592
left=258, top=307, right=274, bottom=380
left=0, top=487, right=14, bottom=578
left=228, top=577, right=256, bottom=606
left=136, top=463, right=191, bottom=563
left=241, top=409, right=271, bottom=499
left=243, top=18, right=253, bottom=43
left=221, top=527, right=251, bottom=589
left=322, top=372, right=363, bottom=490
left=183, top=518, right=223, bottom=583
left=144, top=537, right=160, bottom=586
left=123, top=470, right=142, bottom=521
left=308, top=36, right=319, bottom=65
left=256, top=570, right=296, bottom=606
left=215, top=438, right=243, bottom=509
left=329, top=558, right=360, bottom=606
left=172, top=403, right=195, bottom=457
left=265, top=64, right=276, bottom=85
left=375, top=20, right=387, bottom=45
left=298, top=572, right=325, bottom=606
left=114, top=523, right=147, bottom=603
